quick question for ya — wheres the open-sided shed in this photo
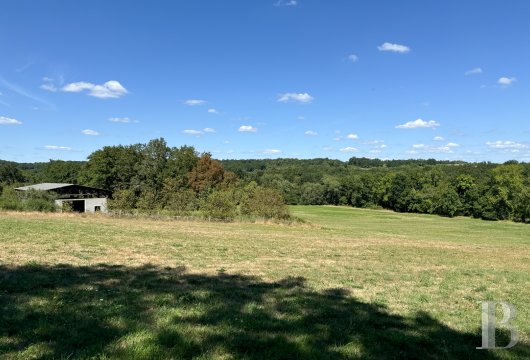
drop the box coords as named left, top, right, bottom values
left=15, top=183, right=111, bottom=213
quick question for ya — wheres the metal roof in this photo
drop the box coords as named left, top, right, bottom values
left=15, top=183, right=74, bottom=191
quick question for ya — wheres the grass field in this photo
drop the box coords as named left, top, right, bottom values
left=0, top=206, right=529, bottom=359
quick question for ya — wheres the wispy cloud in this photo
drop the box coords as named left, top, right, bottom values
left=62, top=80, right=128, bottom=99
left=0, top=116, right=22, bottom=125
left=346, top=133, right=359, bottom=140
left=238, top=125, right=257, bottom=132
left=261, top=149, right=282, bottom=154
left=184, top=99, right=206, bottom=106
left=340, top=147, right=358, bottom=153
left=486, top=140, right=527, bottom=150
left=40, top=77, right=58, bottom=92
left=81, top=129, right=99, bottom=136
left=44, top=145, right=72, bottom=151
left=207, top=108, right=218, bottom=114
left=40, top=83, right=58, bottom=92
left=278, top=92, right=314, bottom=103
left=465, top=67, right=483, bottom=76
left=396, top=119, right=440, bottom=129
left=348, top=54, right=359, bottom=62
left=274, top=0, right=297, bottom=6
left=182, top=129, right=204, bottom=136
left=498, top=77, right=516, bottom=86
left=411, top=144, right=454, bottom=153
left=433, top=136, right=444, bottom=141
left=378, top=42, right=410, bottom=53
left=305, top=130, right=318, bottom=136
left=0, top=77, right=56, bottom=109
left=182, top=128, right=216, bottom=136
left=109, top=117, right=138, bottom=123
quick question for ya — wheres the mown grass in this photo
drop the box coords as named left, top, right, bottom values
left=0, top=206, right=529, bottom=359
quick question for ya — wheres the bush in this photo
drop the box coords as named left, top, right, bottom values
left=0, top=187, right=24, bottom=211
left=241, top=185, right=290, bottom=219
left=201, top=190, right=237, bottom=220
left=164, top=189, right=198, bottom=215
left=0, top=188, right=56, bottom=212
left=109, top=189, right=137, bottom=210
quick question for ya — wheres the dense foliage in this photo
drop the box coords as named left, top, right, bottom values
left=223, top=158, right=530, bottom=223
left=1, top=142, right=528, bottom=223
left=0, top=139, right=289, bottom=220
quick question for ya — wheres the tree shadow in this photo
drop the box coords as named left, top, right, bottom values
left=0, top=264, right=527, bottom=359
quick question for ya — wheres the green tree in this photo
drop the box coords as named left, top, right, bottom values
left=201, top=190, right=237, bottom=220
left=79, top=145, right=140, bottom=192
left=0, top=161, right=25, bottom=184
left=241, top=184, right=289, bottom=219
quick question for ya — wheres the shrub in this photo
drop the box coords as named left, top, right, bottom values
left=0, top=188, right=56, bottom=212
left=0, top=187, right=24, bottom=211
left=164, top=189, right=198, bottom=214
left=201, top=190, right=237, bottom=220
left=109, top=189, right=137, bottom=210
left=241, top=185, right=290, bottom=219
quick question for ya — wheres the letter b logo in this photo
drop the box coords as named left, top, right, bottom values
left=477, top=301, right=518, bottom=349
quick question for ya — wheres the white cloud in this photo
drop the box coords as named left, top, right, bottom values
left=305, top=130, right=318, bottom=136
left=429, top=146, right=452, bottom=153
left=262, top=149, right=282, bottom=154
left=278, top=92, right=314, bottom=103
left=40, top=77, right=59, bottom=92
left=109, top=117, right=138, bottom=123
left=396, top=119, right=440, bottom=129
left=203, top=127, right=216, bottom=133
left=346, top=133, right=359, bottom=140
left=182, top=129, right=204, bottom=136
left=348, top=54, right=359, bottom=62
left=379, top=144, right=388, bottom=149
left=433, top=136, right=444, bottom=141
left=81, top=129, right=99, bottom=136
left=323, top=146, right=334, bottom=151
left=498, top=77, right=516, bottom=86
left=465, top=67, right=483, bottom=76
left=340, top=147, right=358, bottom=153
left=486, top=141, right=527, bottom=149
left=40, top=83, right=57, bottom=92
left=377, top=42, right=410, bottom=53
left=238, top=125, right=257, bottom=132
left=62, top=80, right=128, bottom=99
left=0, top=116, right=22, bottom=125
left=45, top=145, right=72, bottom=151
left=275, top=0, right=297, bottom=6
left=207, top=108, right=218, bottom=114
left=412, top=144, right=455, bottom=153
left=184, top=99, right=207, bottom=106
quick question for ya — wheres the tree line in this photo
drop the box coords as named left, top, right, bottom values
left=1, top=145, right=529, bottom=223
left=222, top=158, right=530, bottom=222
left=0, top=139, right=288, bottom=220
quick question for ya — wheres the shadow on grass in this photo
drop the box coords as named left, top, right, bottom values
left=0, top=264, right=527, bottom=359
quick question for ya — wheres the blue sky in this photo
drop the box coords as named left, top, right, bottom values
left=1, top=0, right=530, bottom=163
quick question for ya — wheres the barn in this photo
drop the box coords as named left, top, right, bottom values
left=15, top=183, right=110, bottom=213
